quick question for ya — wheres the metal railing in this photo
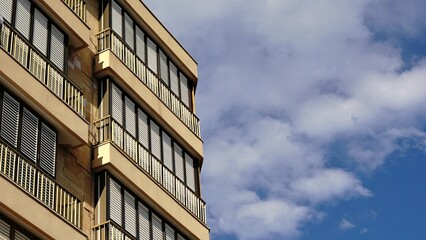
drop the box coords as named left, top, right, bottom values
left=95, top=116, right=207, bottom=223
left=92, top=221, right=134, bottom=240
left=96, top=29, right=201, bottom=137
left=0, top=23, right=85, bottom=118
left=62, top=0, right=87, bottom=22
left=0, top=141, right=82, bottom=228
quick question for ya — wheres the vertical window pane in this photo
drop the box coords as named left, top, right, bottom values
left=147, top=38, right=157, bottom=74
left=15, top=230, right=30, bottom=240
left=39, top=123, right=56, bottom=177
left=135, top=27, right=145, bottom=61
left=111, top=0, right=122, bottom=37
left=0, top=219, right=10, bottom=240
left=125, top=96, right=136, bottom=137
left=165, top=224, right=175, bottom=240
left=15, top=0, right=31, bottom=39
left=124, top=191, right=136, bottom=237
left=180, top=74, right=190, bottom=107
left=0, top=0, right=13, bottom=23
left=137, top=109, right=149, bottom=148
left=138, top=202, right=150, bottom=240
left=152, top=214, right=163, bottom=240
left=111, top=83, right=123, bottom=125
left=177, top=234, right=186, bottom=240
left=162, top=132, right=172, bottom=170
left=50, top=25, right=65, bottom=71
left=124, top=13, right=134, bottom=50
left=20, top=108, right=39, bottom=162
left=170, top=62, right=179, bottom=96
left=150, top=121, right=161, bottom=160
left=109, top=178, right=122, bottom=225
left=174, top=145, right=184, bottom=181
left=1, top=92, right=20, bottom=147
left=33, top=9, right=49, bottom=55
left=159, top=50, right=168, bottom=85
left=185, top=154, right=196, bottom=191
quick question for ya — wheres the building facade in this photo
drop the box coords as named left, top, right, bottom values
left=0, top=0, right=209, bottom=239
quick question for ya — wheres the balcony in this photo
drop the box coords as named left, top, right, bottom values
left=0, top=141, right=84, bottom=239
left=61, top=0, right=87, bottom=23
left=96, top=29, right=201, bottom=138
left=0, top=24, right=88, bottom=146
left=94, top=116, right=207, bottom=224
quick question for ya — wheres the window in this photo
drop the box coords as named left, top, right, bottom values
left=150, top=121, right=161, bottom=160
left=180, top=74, right=191, bottom=107
left=185, top=153, right=196, bottom=192
left=1, top=92, right=20, bottom=147
left=138, top=203, right=150, bottom=240
left=162, top=132, right=173, bottom=170
left=152, top=214, right=162, bottom=240
left=50, top=25, right=65, bottom=71
left=109, top=178, right=122, bottom=225
left=1, top=0, right=14, bottom=23
left=15, top=0, right=31, bottom=39
left=125, top=96, right=136, bottom=137
left=111, top=0, right=122, bottom=37
left=39, top=123, right=57, bottom=177
left=124, top=190, right=136, bottom=237
left=137, top=109, right=149, bottom=149
left=135, top=26, right=145, bottom=61
left=0, top=216, right=38, bottom=240
left=124, top=13, right=134, bottom=50
left=111, top=83, right=123, bottom=125
left=169, top=62, right=179, bottom=96
left=33, top=9, right=48, bottom=55
left=147, top=38, right=157, bottom=74
left=20, top=108, right=39, bottom=162
left=159, top=50, right=169, bottom=85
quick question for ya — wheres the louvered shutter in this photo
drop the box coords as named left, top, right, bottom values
left=185, top=154, right=196, bottom=191
left=159, top=50, right=168, bottom=85
left=109, top=178, right=122, bottom=225
left=180, top=75, right=190, bottom=107
left=174, top=145, right=184, bottom=181
left=50, top=25, right=65, bottom=71
left=33, top=9, right=48, bottom=55
left=39, top=123, right=56, bottom=177
left=150, top=121, right=161, bottom=160
left=111, top=0, right=122, bottom=37
left=169, top=62, right=179, bottom=96
left=177, top=234, right=186, bottom=240
left=15, top=0, right=31, bottom=39
left=135, top=27, right=145, bottom=61
left=20, top=107, right=39, bottom=162
left=1, top=92, right=20, bottom=147
left=165, top=224, right=175, bottom=240
left=124, top=13, right=134, bottom=50
left=147, top=38, right=157, bottom=74
left=15, top=230, right=30, bottom=240
left=138, top=202, right=150, bottom=240
left=124, top=97, right=136, bottom=137
left=0, top=0, right=13, bottom=23
left=124, top=191, right=136, bottom=237
left=0, top=219, right=10, bottom=240
left=151, top=214, right=163, bottom=240
left=162, top=132, right=172, bottom=170
left=111, top=83, right=123, bottom=125
left=137, top=109, right=149, bottom=148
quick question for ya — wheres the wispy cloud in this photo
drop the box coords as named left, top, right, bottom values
left=360, top=228, right=369, bottom=234
left=339, top=218, right=356, bottom=230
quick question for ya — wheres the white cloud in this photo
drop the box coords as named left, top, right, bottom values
left=339, top=218, right=356, bottom=230
left=360, top=228, right=369, bottom=234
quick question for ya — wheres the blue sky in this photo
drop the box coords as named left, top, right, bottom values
left=143, top=0, right=426, bottom=239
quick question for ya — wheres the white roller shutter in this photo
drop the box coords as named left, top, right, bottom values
left=159, top=50, right=168, bottom=85
left=151, top=214, right=163, bottom=240
left=109, top=178, right=122, bottom=225
left=185, top=154, right=196, bottom=191
left=174, top=145, right=184, bottom=181
left=20, top=107, right=39, bottom=162
left=124, top=191, right=136, bottom=237
left=135, top=27, right=145, bottom=61
left=162, top=132, right=172, bottom=170
left=124, top=13, right=134, bottom=50
left=15, top=230, right=30, bottom=240
left=111, top=83, right=123, bottom=125
left=165, top=224, right=175, bottom=240
left=137, top=109, right=149, bottom=148
left=50, top=25, right=65, bottom=71
left=177, top=234, right=186, bottom=240
left=0, top=0, right=13, bottom=23
left=125, top=97, right=136, bottom=137
left=150, top=121, right=161, bottom=160
left=1, top=92, right=20, bottom=147
left=33, top=9, right=48, bottom=55
left=111, top=0, right=122, bottom=37
left=39, top=123, right=56, bottom=177
left=147, top=38, right=157, bottom=74
left=180, top=75, right=190, bottom=107
left=138, top=202, right=150, bottom=240
left=0, top=219, right=10, bottom=240
left=169, top=62, right=179, bottom=96
left=15, top=0, right=31, bottom=39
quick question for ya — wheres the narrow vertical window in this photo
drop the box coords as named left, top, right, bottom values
left=185, top=154, right=196, bottom=191
left=169, top=62, right=179, bottom=96
left=111, top=0, right=122, bottom=37
left=137, top=109, right=149, bottom=149
left=33, top=9, right=49, bottom=55
left=174, top=145, right=184, bottom=182
left=39, top=123, right=56, bottom=177
left=180, top=74, right=190, bottom=107
left=159, top=50, right=169, bottom=85
left=151, top=214, right=163, bottom=240
left=111, top=84, right=123, bottom=125
left=177, top=234, right=186, bottom=240
left=162, top=132, right=173, bottom=170
left=0, top=0, right=14, bottom=23
left=125, top=96, right=136, bottom=137
left=147, top=38, right=157, bottom=74
left=50, top=25, right=65, bottom=71
left=150, top=121, right=161, bottom=160
left=1, top=92, right=20, bottom=147
left=124, top=13, right=134, bottom=50
left=124, top=191, right=136, bottom=237
left=20, top=108, right=39, bottom=162
left=165, top=224, right=175, bottom=240
left=109, top=178, right=122, bottom=225
left=135, top=26, right=145, bottom=62
left=15, top=0, right=31, bottom=39
left=138, top=202, right=150, bottom=240
left=0, top=219, right=10, bottom=239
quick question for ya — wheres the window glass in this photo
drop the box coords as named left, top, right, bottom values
left=180, top=74, right=190, bottom=107
left=159, top=51, right=168, bottom=85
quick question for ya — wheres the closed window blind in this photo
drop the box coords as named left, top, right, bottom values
left=111, top=0, right=122, bottom=37
left=177, top=234, right=186, bottom=240
left=150, top=122, right=161, bottom=160
left=111, top=84, right=123, bottom=125
left=174, top=145, right=184, bottom=181
left=147, top=38, right=157, bottom=74
left=33, top=9, right=49, bottom=55
left=135, top=27, right=145, bottom=61
left=138, top=202, right=150, bottom=240
left=152, top=214, right=163, bottom=240
left=162, top=132, right=173, bottom=170
left=0, top=219, right=10, bottom=240
left=159, top=50, right=168, bottom=85
left=1, top=92, right=20, bottom=147
left=125, top=97, right=136, bottom=137
left=185, top=154, right=196, bottom=191
left=137, top=109, right=149, bottom=148
left=15, top=230, right=30, bottom=240
left=109, top=178, right=122, bottom=225
left=50, top=25, right=65, bottom=71
left=15, top=0, right=31, bottom=39
left=180, top=75, right=190, bottom=107
left=0, top=0, right=13, bottom=23
left=39, top=123, right=56, bottom=177
left=124, top=13, right=134, bottom=50
left=165, top=224, right=175, bottom=240
left=170, top=62, right=179, bottom=96
left=124, top=191, right=136, bottom=237
left=20, top=108, right=39, bottom=162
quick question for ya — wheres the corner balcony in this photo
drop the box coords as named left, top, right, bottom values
left=93, top=117, right=208, bottom=233
left=95, top=29, right=201, bottom=139
left=0, top=24, right=88, bottom=146
left=0, top=141, right=85, bottom=240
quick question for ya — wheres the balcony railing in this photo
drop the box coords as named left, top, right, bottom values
left=62, top=0, right=87, bottom=22
left=96, top=29, right=201, bottom=138
left=0, top=141, right=82, bottom=228
left=92, top=221, right=133, bottom=240
left=0, top=23, right=85, bottom=118
left=95, top=116, right=207, bottom=224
